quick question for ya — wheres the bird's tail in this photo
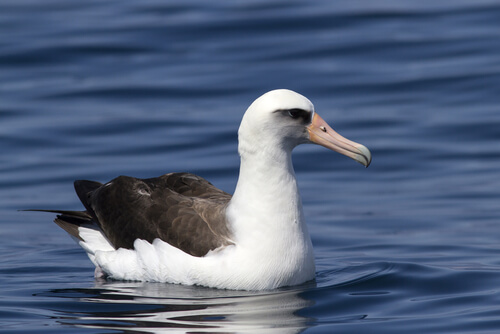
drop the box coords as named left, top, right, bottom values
left=22, top=209, right=115, bottom=277
left=23, top=209, right=94, bottom=241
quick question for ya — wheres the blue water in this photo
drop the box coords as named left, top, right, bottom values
left=1, top=1, right=500, bottom=332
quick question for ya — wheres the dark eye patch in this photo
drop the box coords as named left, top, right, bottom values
left=276, top=108, right=312, bottom=123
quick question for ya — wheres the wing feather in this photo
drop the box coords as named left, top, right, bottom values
left=74, top=172, right=233, bottom=257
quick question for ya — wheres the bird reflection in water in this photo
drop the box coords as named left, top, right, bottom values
left=46, top=280, right=315, bottom=333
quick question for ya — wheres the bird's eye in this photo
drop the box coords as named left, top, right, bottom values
left=288, top=109, right=302, bottom=119
left=276, top=108, right=311, bottom=122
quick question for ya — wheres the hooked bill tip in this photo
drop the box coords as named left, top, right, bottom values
left=356, top=144, right=372, bottom=167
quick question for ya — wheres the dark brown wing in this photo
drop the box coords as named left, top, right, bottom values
left=74, top=172, right=233, bottom=257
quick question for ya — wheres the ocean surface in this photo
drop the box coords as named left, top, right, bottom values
left=1, top=1, right=500, bottom=333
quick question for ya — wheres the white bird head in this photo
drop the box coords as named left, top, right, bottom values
left=238, top=89, right=371, bottom=167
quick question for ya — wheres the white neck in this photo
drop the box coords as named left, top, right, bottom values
left=224, top=137, right=315, bottom=288
left=227, top=138, right=310, bottom=248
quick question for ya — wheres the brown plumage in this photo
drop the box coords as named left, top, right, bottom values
left=51, top=172, right=234, bottom=257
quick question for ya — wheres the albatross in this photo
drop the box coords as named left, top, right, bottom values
left=36, top=89, right=371, bottom=290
